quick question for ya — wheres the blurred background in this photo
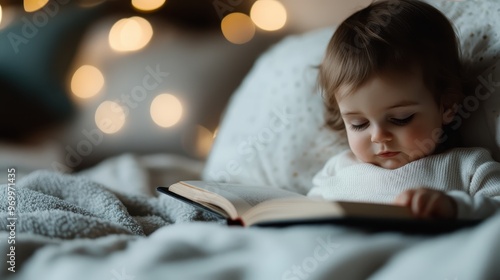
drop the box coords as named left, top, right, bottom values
left=0, top=0, right=371, bottom=172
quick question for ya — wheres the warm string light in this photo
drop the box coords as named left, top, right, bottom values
left=194, top=125, right=215, bottom=158
left=65, top=1, right=287, bottom=141
left=95, top=101, right=126, bottom=134
left=220, top=0, right=287, bottom=44
left=150, top=93, right=183, bottom=128
left=109, top=16, right=153, bottom=52
left=0, top=5, right=19, bottom=30
left=93, top=93, right=185, bottom=135
left=221, top=13, right=255, bottom=44
left=250, top=0, right=287, bottom=31
left=132, top=0, right=167, bottom=12
left=181, top=125, right=216, bottom=159
left=24, top=0, right=49, bottom=12
left=71, top=65, right=105, bottom=98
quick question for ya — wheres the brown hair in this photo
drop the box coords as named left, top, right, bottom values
left=319, top=0, right=464, bottom=131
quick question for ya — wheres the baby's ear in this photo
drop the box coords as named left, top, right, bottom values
left=440, top=88, right=464, bottom=125
left=441, top=104, right=457, bottom=125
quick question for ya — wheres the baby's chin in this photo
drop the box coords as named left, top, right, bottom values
left=376, top=160, right=407, bottom=170
left=368, top=155, right=411, bottom=170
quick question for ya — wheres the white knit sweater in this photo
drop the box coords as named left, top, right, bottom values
left=308, top=147, right=500, bottom=219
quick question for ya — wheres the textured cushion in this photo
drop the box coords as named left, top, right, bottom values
left=202, top=28, right=349, bottom=194
left=202, top=0, right=500, bottom=193
left=431, top=0, right=500, bottom=161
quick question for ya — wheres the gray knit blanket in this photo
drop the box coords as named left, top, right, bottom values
left=0, top=154, right=219, bottom=239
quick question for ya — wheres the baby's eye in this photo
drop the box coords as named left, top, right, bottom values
left=390, top=114, right=415, bottom=126
left=350, top=122, right=369, bottom=131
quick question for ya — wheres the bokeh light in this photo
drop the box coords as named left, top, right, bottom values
left=182, top=125, right=216, bottom=159
left=109, top=16, right=153, bottom=52
left=0, top=5, right=16, bottom=30
left=132, top=0, right=167, bottom=12
left=24, top=0, right=49, bottom=12
left=250, top=0, right=287, bottom=31
left=150, top=94, right=183, bottom=128
left=71, top=65, right=105, bottom=98
left=221, top=13, right=255, bottom=44
left=95, top=101, right=126, bottom=134
left=195, top=125, right=215, bottom=158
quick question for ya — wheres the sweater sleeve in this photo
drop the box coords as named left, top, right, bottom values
left=447, top=152, right=500, bottom=220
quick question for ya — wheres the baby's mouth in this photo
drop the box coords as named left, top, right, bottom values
left=376, top=151, right=400, bottom=158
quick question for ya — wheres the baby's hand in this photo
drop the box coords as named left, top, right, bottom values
left=394, top=187, right=457, bottom=219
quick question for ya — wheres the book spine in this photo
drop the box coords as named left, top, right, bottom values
left=227, top=218, right=244, bottom=227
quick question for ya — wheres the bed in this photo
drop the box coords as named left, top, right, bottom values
left=2, top=1, right=500, bottom=279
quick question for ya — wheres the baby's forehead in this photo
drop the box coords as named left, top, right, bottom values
left=335, top=68, right=429, bottom=103
left=336, top=65, right=424, bottom=97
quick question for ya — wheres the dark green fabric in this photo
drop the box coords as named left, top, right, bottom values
left=0, top=3, right=105, bottom=141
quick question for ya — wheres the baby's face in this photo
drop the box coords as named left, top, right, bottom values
left=337, top=69, right=449, bottom=169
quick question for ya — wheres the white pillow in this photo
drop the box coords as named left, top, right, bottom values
left=202, top=28, right=349, bottom=194
left=203, top=0, right=500, bottom=193
left=430, top=0, right=500, bottom=161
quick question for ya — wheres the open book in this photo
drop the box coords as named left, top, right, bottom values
left=157, top=181, right=482, bottom=233
left=156, top=181, right=419, bottom=227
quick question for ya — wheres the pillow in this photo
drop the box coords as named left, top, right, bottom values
left=203, top=0, right=500, bottom=194
left=202, top=28, right=349, bottom=194
left=430, top=0, right=500, bottom=161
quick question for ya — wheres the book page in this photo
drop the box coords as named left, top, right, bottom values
left=242, top=199, right=414, bottom=226
left=181, top=181, right=304, bottom=216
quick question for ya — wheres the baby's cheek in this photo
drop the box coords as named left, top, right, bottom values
left=347, top=133, right=369, bottom=159
left=405, top=127, right=428, bottom=142
left=402, top=124, right=439, bottom=154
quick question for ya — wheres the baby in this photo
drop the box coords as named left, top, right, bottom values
left=307, top=0, right=500, bottom=220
